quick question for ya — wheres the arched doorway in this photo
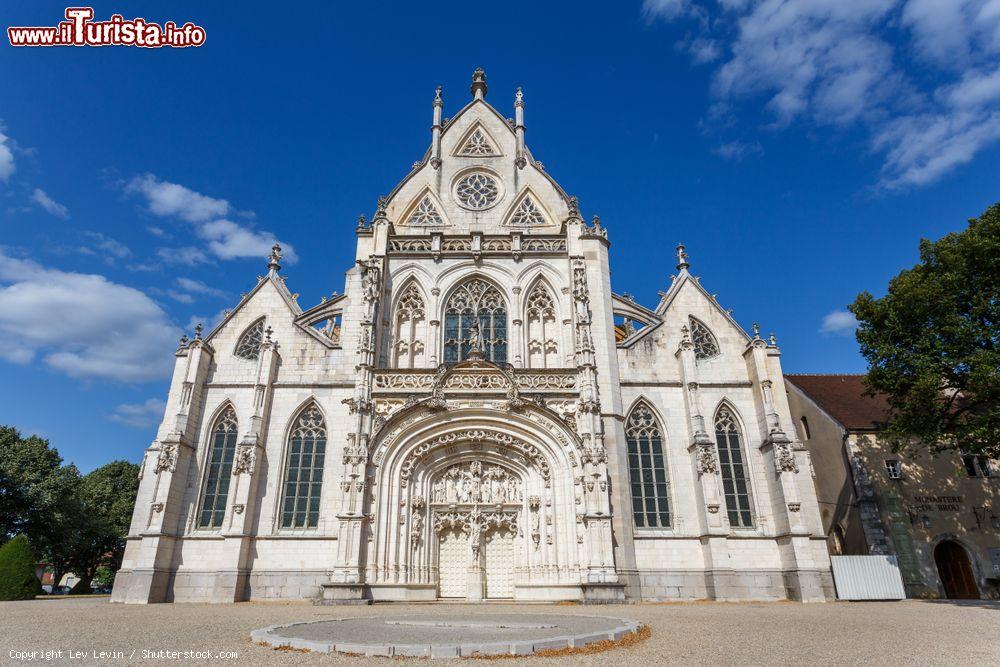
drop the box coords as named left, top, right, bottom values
left=934, top=540, right=979, bottom=599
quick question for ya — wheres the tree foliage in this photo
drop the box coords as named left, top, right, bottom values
left=850, top=203, right=1000, bottom=457
left=0, top=535, right=43, bottom=601
left=1, top=427, right=140, bottom=593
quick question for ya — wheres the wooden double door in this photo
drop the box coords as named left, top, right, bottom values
left=934, top=540, right=980, bottom=599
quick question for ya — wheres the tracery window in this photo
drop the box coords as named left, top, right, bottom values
left=458, top=128, right=497, bottom=156
left=198, top=406, right=238, bottom=529
left=525, top=282, right=558, bottom=368
left=443, top=278, right=507, bottom=364
left=689, top=317, right=720, bottom=360
left=625, top=403, right=671, bottom=528
left=715, top=406, right=754, bottom=528
left=455, top=173, right=500, bottom=210
left=406, top=195, right=444, bottom=226
left=394, top=283, right=426, bottom=368
left=281, top=404, right=326, bottom=529
left=508, top=196, right=547, bottom=226
left=235, top=318, right=265, bottom=360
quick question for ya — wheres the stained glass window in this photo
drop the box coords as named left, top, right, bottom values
left=689, top=317, right=720, bottom=360
left=281, top=404, right=326, bottom=529
left=626, top=403, right=671, bottom=528
left=455, top=173, right=500, bottom=210
left=198, top=407, right=238, bottom=529
left=715, top=406, right=754, bottom=528
left=443, top=278, right=507, bottom=364
left=235, top=318, right=264, bottom=360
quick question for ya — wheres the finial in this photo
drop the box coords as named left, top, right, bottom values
left=470, top=67, right=488, bottom=99
left=680, top=324, right=692, bottom=343
left=178, top=333, right=189, bottom=348
left=592, top=215, right=602, bottom=230
left=374, top=196, right=388, bottom=220
left=768, top=332, right=777, bottom=346
left=676, top=243, right=690, bottom=271
left=265, top=325, right=273, bottom=343
left=194, top=323, right=203, bottom=340
left=515, top=86, right=524, bottom=108
left=267, top=243, right=282, bottom=273
left=321, top=295, right=328, bottom=303
left=434, top=85, right=443, bottom=106
left=567, top=195, right=580, bottom=219
left=752, top=322, right=761, bottom=339
left=357, top=214, right=367, bottom=230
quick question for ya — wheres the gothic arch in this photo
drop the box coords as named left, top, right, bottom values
left=194, top=401, right=240, bottom=530
left=399, top=187, right=451, bottom=227
left=501, top=187, right=553, bottom=227
left=276, top=400, right=328, bottom=530
left=623, top=399, right=672, bottom=529
left=688, top=316, right=721, bottom=360
left=233, top=317, right=266, bottom=360
left=523, top=276, right=560, bottom=369
left=440, top=276, right=509, bottom=364
left=366, top=407, right=582, bottom=592
left=434, top=260, right=515, bottom=295
left=391, top=277, right=429, bottom=368
left=711, top=400, right=757, bottom=529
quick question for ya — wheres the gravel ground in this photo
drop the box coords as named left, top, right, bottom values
left=1, top=597, right=997, bottom=665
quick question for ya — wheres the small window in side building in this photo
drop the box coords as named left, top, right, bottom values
left=884, top=459, right=902, bottom=480
left=976, top=456, right=995, bottom=478
left=962, top=455, right=980, bottom=477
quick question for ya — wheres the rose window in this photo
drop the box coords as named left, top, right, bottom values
left=455, top=173, right=500, bottom=210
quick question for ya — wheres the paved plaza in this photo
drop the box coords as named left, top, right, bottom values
left=1, top=597, right=997, bottom=665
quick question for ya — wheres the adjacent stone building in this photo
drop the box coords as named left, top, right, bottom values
left=111, top=70, right=832, bottom=604
left=787, top=374, right=1000, bottom=600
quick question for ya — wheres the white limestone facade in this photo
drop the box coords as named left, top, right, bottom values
left=112, top=70, right=833, bottom=604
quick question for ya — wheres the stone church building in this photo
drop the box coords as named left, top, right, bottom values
left=112, top=70, right=833, bottom=604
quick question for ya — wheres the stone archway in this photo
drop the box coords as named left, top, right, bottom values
left=364, top=406, right=597, bottom=602
left=934, top=540, right=979, bottom=599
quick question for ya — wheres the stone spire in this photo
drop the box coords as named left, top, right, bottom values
left=514, top=86, right=526, bottom=169
left=676, top=243, right=690, bottom=271
left=267, top=243, right=282, bottom=275
left=431, top=85, right=443, bottom=169
left=470, top=67, right=487, bottom=100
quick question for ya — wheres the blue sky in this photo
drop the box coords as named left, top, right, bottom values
left=2, top=1, right=999, bottom=471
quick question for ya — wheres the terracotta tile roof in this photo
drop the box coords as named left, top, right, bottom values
left=785, top=374, right=889, bottom=430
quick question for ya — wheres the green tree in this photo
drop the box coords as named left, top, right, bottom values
left=850, top=203, right=1000, bottom=457
left=0, top=426, right=63, bottom=541
left=0, top=534, right=43, bottom=600
left=67, top=461, right=140, bottom=592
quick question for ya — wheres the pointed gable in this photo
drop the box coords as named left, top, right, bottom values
left=505, top=192, right=548, bottom=226
left=404, top=192, right=447, bottom=226
left=456, top=123, right=500, bottom=156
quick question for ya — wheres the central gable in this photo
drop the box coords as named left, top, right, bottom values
left=385, top=71, right=569, bottom=235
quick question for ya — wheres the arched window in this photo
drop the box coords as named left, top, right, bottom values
left=235, top=318, right=265, bottom=360
left=281, top=404, right=326, bottom=529
left=689, top=317, right=720, bottom=360
left=715, top=406, right=754, bottom=528
left=625, top=403, right=671, bottom=528
left=198, top=406, right=238, bottom=529
left=443, top=278, right=507, bottom=364
left=394, top=283, right=426, bottom=368
left=525, top=282, right=558, bottom=368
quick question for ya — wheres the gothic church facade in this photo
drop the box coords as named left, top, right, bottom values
left=112, top=70, right=833, bottom=604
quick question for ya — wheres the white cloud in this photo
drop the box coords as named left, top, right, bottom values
left=197, top=218, right=297, bottom=263
left=0, top=249, right=181, bottom=382
left=176, top=277, right=227, bottom=298
left=127, top=174, right=295, bottom=264
left=80, top=232, right=132, bottom=261
left=647, top=0, right=1000, bottom=189
left=713, top=139, right=763, bottom=160
left=108, top=398, right=167, bottom=429
left=819, top=309, right=858, bottom=336
left=126, top=173, right=230, bottom=223
left=157, top=246, right=208, bottom=266
left=0, top=124, right=14, bottom=183
left=31, top=188, right=69, bottom=219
